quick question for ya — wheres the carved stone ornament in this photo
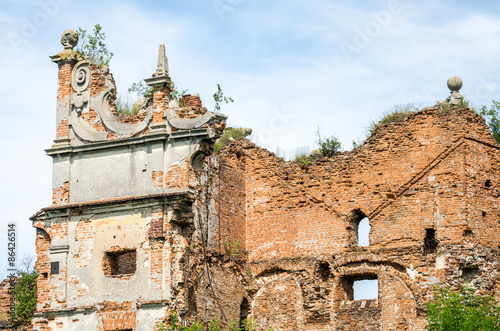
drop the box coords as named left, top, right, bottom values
left=72, top=94, right=87, bottom=114
left=71, top=61, right=91, bottom=93
left=61, top=29, right=78, bottom=50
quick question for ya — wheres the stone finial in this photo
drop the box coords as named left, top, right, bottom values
left=145, top=44, right=173, bottom=88
left=152, top=44, right=170, bottom=77
left=50, top=29, right=81, bottom=64
left=438, top=76, right=463, bottom=106
left=156, top=44, right=169, bottom=76
left=61, top=29, right=79, bottom=50
left=447, top=76, right=463, bottom=93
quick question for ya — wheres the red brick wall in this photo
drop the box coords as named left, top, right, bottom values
left=216, top=107, right=500, bottom=330
left=55, top=63, right=72, bottom=139
left=218, top=153, right=247, bottom=252
left=34, top=228, right=51, bottom=311
left=219, top=108, right=498, bottom=260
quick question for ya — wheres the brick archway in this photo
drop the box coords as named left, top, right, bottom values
left=248, top=242, right=302, bottom=261
left=251, top=272, right=306, bottom=330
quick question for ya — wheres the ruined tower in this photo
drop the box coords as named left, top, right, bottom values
left=31, top=30, right=500, bottom=331
left=31, top=29, right=227, bottom=330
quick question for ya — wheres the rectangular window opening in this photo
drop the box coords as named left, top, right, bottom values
left=424, top=228, right=439, bottom=254
left=462, top=267, right=481, bottom=281
left=103, top=249, right=137, bottom=276
left=353, top=278, right=378, bottom=301
left=341, top=276, right=378, bottom=301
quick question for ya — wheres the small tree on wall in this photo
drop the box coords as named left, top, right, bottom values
left=75, top=24, right=114, bottom=66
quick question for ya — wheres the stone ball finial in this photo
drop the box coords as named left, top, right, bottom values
left=447, top=76, right=463, bottom=92
left=61, top=29, right=79, bottom=50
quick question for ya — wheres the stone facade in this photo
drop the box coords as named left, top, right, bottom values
left=29, top=30, right=500, bottom=330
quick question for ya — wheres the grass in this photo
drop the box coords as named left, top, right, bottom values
left=365, top=103, right=419, bottom=138
left=214, top=127, right=251, bottom=152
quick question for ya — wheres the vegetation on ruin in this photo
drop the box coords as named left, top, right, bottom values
left=213, top=84, right=234, bottom=113
left=114, top=95, right=138, bottom=114
left=157, top=311, right=274, bottom=331
left=214, top=127, right=251, bottom=152
left=316, top=127, right=342, bottom=157
left=293, top=146, right=312, bottom=169
left=75, top=24, right=113, bottom=66
left=479, top=100, right=500, bottom=144
left=128, top=80, right=154, bottom=99
left=365, top=103, right=419, bottom=138
left=291, top=128, right=342, bottom=168
left=224, top=239, right=242, bottom=259
left=171, top=87, right=190, bottom=107
left=9, top=256, right=37, bottom=328
left=425, top=285, right=500, bottom=331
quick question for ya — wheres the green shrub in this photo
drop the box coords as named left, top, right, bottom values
left=293, top=146, right=311, bottom=168
left=171, top=87, right=189, bottom=106
left=425, top=285, right=500, bottom=331
left=315, top=127, right=342, bottom=157
left=114, top=95, right=133, bottom=114
left=224, top=240, right=242, bottom=259
left=213, top=84, right=234, bottom=113
left=10, top=270, right=37, bottom=327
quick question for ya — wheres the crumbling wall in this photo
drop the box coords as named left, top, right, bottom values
left=216, top=107, right=500, bottom=330
left=36, top=29, right=500, bottom=331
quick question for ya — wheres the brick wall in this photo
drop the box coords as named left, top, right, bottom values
left=215, top=106, right=500, bottom=330
left=218, top=153, right=247, bottom=252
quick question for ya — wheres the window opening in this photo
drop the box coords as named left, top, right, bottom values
left=239, top=298, right=250, bottom=328
left=341, top=276, right=378, bottom=301
left=462, top=267, right=480, bottom=281
left=103, top=249, right=137, bottom=276
left=353, top=279, right=378, bottom=300
left=357, top=217, right=371, bottom=246
left=424, top=228, right=439, bottom=254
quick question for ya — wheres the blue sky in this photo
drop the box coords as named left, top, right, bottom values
left=1, top=0, right=500, bottom=279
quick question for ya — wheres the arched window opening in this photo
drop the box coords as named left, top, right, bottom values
left=357, top=217, right=371, bottom=246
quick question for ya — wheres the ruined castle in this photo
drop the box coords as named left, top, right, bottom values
left=29, top=29, right=500, bottom=330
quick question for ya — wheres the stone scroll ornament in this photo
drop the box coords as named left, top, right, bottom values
left=69, top=60, right=153, bottom=141
left=69, top=60, right=106, bottom=141
left=71, top=61, right=90, bottom=113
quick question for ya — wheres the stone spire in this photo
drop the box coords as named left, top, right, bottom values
left=154, top=44, right=169, bottom=77
left=145, top=44, right=173, bottom=89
